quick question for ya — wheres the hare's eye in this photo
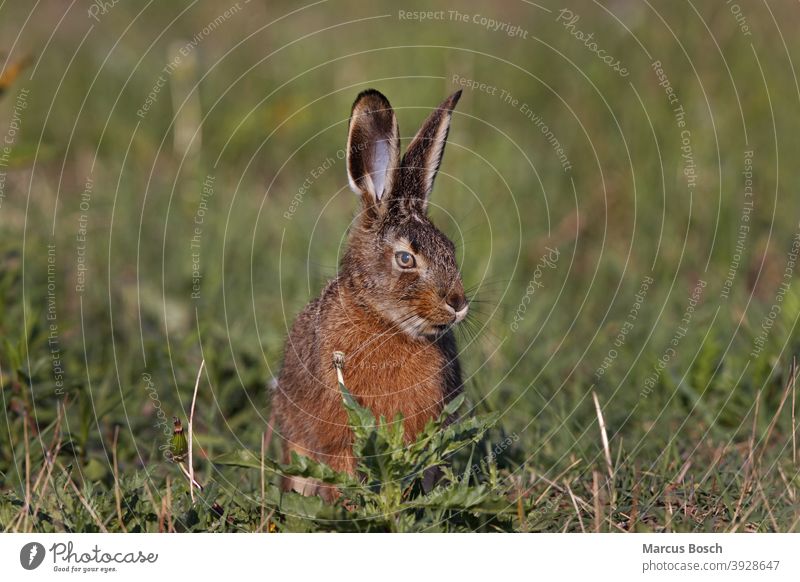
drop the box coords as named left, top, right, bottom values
left=395, top=251, right=416, bottom=269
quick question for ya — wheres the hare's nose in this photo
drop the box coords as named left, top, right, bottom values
left=445, top=292, right=467, bottom=313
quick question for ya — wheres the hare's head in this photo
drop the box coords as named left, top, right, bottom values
left=341, top=89, right=467, bottom=340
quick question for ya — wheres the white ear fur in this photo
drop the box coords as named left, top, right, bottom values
left=347, top=138, right=392, bottom=201
left=370, top=139, right=391, bottom=201
left=346, top=148, right=372, bottom=195
left=416, top=115, right=451, bottom=202
left=346, top=90, right=400, bottom=209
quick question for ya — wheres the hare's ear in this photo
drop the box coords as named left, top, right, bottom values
left=396, top=90, right=461, bottom=213
left=346, top=89, right=400, bottom=216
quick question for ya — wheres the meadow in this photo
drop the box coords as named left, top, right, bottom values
left=1, top=0, right=799, bottom=532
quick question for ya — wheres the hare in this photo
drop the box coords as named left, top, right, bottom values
left=272, top=89, right=468, bottom=500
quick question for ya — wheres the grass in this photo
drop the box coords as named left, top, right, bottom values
left=1, top=0, right=800, bottom=532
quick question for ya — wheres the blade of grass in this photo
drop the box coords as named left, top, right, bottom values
left=112, top=425, right=127, bottom=532
left=188, top=358, right=205, bottom=503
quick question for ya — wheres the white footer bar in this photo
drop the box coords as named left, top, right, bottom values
left=1, top=533, right=797, bottom=581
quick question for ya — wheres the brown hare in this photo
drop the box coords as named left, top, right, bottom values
left=273, top=89, right=468, bottom=500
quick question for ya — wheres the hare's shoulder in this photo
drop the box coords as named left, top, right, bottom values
left=290, top=278, right=340, bottom=328
left=283, top=279, right=340, bottom=365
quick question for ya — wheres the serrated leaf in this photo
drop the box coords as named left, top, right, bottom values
left=443, top=393, right=465, bottom=417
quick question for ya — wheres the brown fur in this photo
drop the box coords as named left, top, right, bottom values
left=272, top=89, right=466, bottom=500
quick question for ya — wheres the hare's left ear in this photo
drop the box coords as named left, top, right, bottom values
left=396, top=90, right=462, bottom=213
left=346, top=89, right=400, bottom=217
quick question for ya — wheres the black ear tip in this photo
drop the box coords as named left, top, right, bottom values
left=356, top=88, right=387, bottom=100
left=352, top=88, right=392, bottom=112
left=444, top=89, right=462, bottom=110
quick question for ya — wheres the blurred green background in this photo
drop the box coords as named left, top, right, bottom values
left=1, top=0, right=799, bottom=531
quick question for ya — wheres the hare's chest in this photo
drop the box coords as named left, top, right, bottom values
left=329, top=331, right=446, bottom=439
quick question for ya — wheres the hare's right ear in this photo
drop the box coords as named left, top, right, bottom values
left=346, top=89, right=400, bottom=217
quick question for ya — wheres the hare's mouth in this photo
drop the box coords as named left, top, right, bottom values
left=422, top=307, right=468, bottom=337
left=423, top=322, right=455, bottom=339
left=388, top=306, right=462, bottom=340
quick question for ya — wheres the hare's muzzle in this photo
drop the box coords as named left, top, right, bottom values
left=444, top=291, right=469, bottom=324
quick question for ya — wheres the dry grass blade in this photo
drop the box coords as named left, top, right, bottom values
left=731, top=389, right=762, bottom=528
left=260, top=430, right=267, bottom=532
left=566, top=483, right=586, bottom=533
left=757, top=359, right=797, bottom=466
left=530, top=460, right=582, bottom=505
left=756, top=479, right=779, bottom=531
left=165, top=476, right=174, bottom=533
left=22, top=410, right=30, bottom=532
left=27, top=422, right=64, bottom=529
left=592, top=471, right=602, bottom=533
left=57, top=463, right=109, bottom=533
left=112, top=425, right=127, bottom=532
left=747, top=388, right=762, bottom=474
left=188, top=358, right=205, bottom=503
left=591, top=390, right=615, bottom=486
left=629, top=467, right=640, bottom=531
left=9, top=402, right=65, bottom=532
left=177, top=463, right=204, bottom=491
left=792, top=356, right=797, bottom=466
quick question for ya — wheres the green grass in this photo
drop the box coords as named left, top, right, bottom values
left=2, top=0, right=800, bottom=532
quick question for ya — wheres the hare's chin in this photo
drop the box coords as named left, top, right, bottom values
left=427, top=324, right=451, bottom=338
left=391, top=313, right=452, bottom=340
left=419, top=321, right=456, bottom=339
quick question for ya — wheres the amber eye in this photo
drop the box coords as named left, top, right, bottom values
left=394, top=251, right=416, bottom=269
